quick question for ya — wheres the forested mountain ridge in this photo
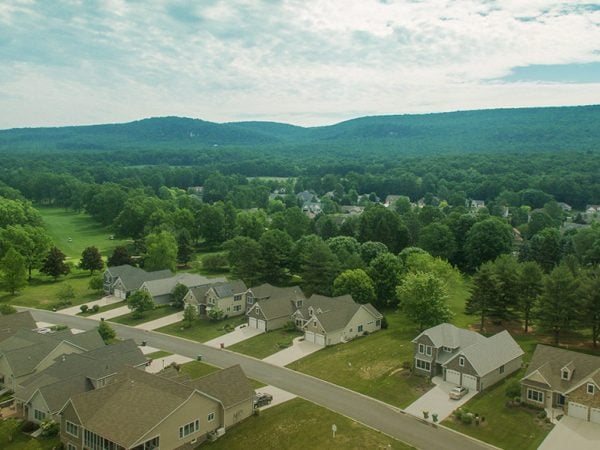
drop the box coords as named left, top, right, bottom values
left=1, top=105, right=599, bottom=155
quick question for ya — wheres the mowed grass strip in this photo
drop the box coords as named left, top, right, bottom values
left=180, top=360, right=221, bottom=379
left=157, top=315, right=246, bottom=343
left=203, top=397, right=413, bottom=450
left=442, top=371, right=553, bottom=450
left=288, top=311, right=433, bottom=409
left=228, top=330, right=302, bottom=359
left=37, top=206, right=129, bottom=260
left=146, top=350, right=173, bottom=359
left=110, top=305, right=180, bottom=326
left=77, top=300, right=126, bottom=316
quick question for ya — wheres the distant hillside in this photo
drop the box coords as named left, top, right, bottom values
left=1, top=105, right=599, bottom=155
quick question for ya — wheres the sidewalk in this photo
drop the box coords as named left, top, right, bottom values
left=145, top=354, right=193, bottom=374
left=135, top=312, right=184, bottom=331
left=262, top=336, right=322, bottom=366
left=88, top=305, right=131, bottom=321
left=204, top=323, right=263, bottom=348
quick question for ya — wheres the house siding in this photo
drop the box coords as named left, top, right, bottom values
left=568, top=382, right=600, bottom=408
left=60, top=403, right=83, bottom=449
left=340, top=307, right=381, bottom=342
left=521, top=383, right=551, bottom=408
left=444, top=354, right=479, bottom=377
left=223, top=398, right=254, bottom=428
left=266, top=316, right=291, bottom=331
left=0, top=356, right=14, bottom=389
left=479, top=356, right=522, bottom=390
left=412, top=335, right=437, bottom=376
left=27, top=391, right=53, bottom=424
left=214, top=294, right=246, bottom=317
left=152, top=293, right=171, bottom=305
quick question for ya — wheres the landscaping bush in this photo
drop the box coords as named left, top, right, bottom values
left=461, top=413, right=473, bottom=425
left=505, top=380, right=521, bottom=399
left=91, top=304, right=100, bottom=313
left=380, top=316, right=388, bottom=329
left=0, top=304, right=17, bottom=315
left=422, top=411, right=429, bottom=419
left=80, top=304, right=89, bottom=313
left=21, top=421, right=39, bottom=433
left=40, top=419, right=59, bottom=437
left=537, top=410, right=547, bottom=419
left=283, top=320, right=296, bottom=332
left=402, top=361, right=411, bottom=370
left=277, top=341, right=291, bottom=349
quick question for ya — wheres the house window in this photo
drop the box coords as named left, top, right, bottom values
left=418, top=343, right=424, bottom=354
left=459, top=357, right=465, bottom=367
left=132, top=436, right=160, bottom=450
left=358, top=325, right=363, bottom=332
left=527, top=389, right=544, bottom=403
left=234, top=305, right=241, bottom=312
left=246, top=293, right=254, bottom=304
left=376, top=319, right=381, bottom=327
left=425, top=346, right=432, bottom=356
left=234, top=294, right=242, bottom=301
left=415, top=359, right=431, bottom=371
left=499, top=365, right=505, bottom=374
left=587, top=383, right=595, bottom=394
left=208, top=412, right=215, bottom=422
left=442, top=346, right=452, bottom=353
left=66, top=444, right=77, bottom=450
left=65, top=421, right=79, bottom=438
left=297, top=300, right=303, bottom=308
left=561, top=370, right=569, bottom=380
left=179, top=419, right=199, bottom=439
left=34, top=409, right=46, bottom=421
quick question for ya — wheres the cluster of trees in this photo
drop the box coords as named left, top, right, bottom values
left=467, top=255, right=600, bottom=346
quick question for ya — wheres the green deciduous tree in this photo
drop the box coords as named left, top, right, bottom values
left=127, top=290, right=155, bottom=318
left=79, top=246, right=104, bottom=275
left=359, top=241, right=388, bottom=266
left=172, top=283, right=189, bottom=309
left=183, top=304, right=197, bottom=328
left=224, top=236, right=263, bottom=286
left=464, top=218, right=513, bottom=271
left=97, top=320, right=116, bottom=343
left=367, top=252, right=402, bottom=308
left=579, top=268, right=600, bottom=347
left=56, top=283, right=75, bottom=303
left=88, top=275, right=104, bottom=292
left=397, top=272, right=452, bottom=331
left=176, top=229, right=194, bottom=265
left=40, top=247, right=70, bottom=280
left=358, top=204, right=409, bottom=253
left=144, top=231, right=177, bottom=272
left=259, top=230, right=293, bottom=284
left=527, top=228, right=562, bottom=272
left=0, top=248, right=28, bottom=294
left=332, top=269, right=376, bottom=304
left=0, top=225, right=52, bottom=280
left=107, top=246, right=133, bottom=267
left=466, top=262, right=498, bottom=332
left=418, top=222, right=456, bottom=261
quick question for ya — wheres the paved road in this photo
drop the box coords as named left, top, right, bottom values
left=29, top=309, right=496, bottom=450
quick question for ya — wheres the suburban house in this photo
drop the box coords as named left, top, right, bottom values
left=14, top=339, right=147, bottom=424
left=0, top=311, right=36, bottom=343
left=384, top=195, right=408, bottom=208
left=140, top=273, right=226, bottom=305
left=246, top=285, right=383, bottom=346
left=521, top=345, right=600, bottom=424
left=103, top=265, right=172, bottom=299
left=412, top=323, right=524, bottom=392
left=59, top=364, right=254, bottom=450
left=183, top=280, right=248, bottom=317
left=467, top=199, right=486, bottom=211
left=0, top=328, right=105, bottom=391
left=293, top=294, right=383, bottom=346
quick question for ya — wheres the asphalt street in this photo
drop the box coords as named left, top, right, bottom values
left=29, top=309, right=497, bottom=450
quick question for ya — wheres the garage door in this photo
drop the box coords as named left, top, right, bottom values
left=462, top=374, right=478, bottom=391
left=248, top=317, right=258, bottom=328
left=568, top=402, right=589, bottom=421
left=315, top=334, right=325, bottom=346
left=590, top=408, right=600, bottom=424
left=114, top=289, right=126, bottom=299
left=445, top=369, right=461, bottom=385
left=305, top=331, right=315, bottom=343
left=257, top=319, right=266, bottom=331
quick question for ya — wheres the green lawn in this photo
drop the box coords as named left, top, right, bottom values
left=157, top=315, right=246, bottom=343
left=110, top=305, right=180, bottom=326
left=1, top=270, right=102, bottom=310
left=146, top=350, right=173, bottom=359
left=0, top=418, right=61, bottom=449
left=229, top=329, right=302, bottom=359
left=180, top=360, right=221, bottom=378
left=202, top=398, right=413, bottom=450
left=288, top=310, right=433, bottom=409
left=37, top=206, right=129, bottom=260
left=77, top=300, right=126, bottom=316
left=442, top=371, right=553, bottom=450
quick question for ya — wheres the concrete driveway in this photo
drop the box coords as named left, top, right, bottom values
left=256, top=385, right=297, bottom=410
left=204, top=324, right=263, bottom=348
left=89, top=305, right=131, bottom=320
left=135, top=311, right=183, bottom=330
left=262, top=336, right=322, bottom=366
left=538, top=416, right=600, bottom=450
left=59, top=295, right=122, bottom=316
left=405, top=377, right=476, bottom=422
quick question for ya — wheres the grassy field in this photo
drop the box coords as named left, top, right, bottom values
left=110, top=305, right=180, bottom=326
left=77, top=300, right=126, bottom=316
left=37, top=206, right=129, bottom=260
left=0, top=418, right=61, bottom=449
left=157, top=315, right=247, bottom=343
left=229, top=330, right=302, bottom=359
left=1, top=270, right=102, bottom=310
left=202, top=398, right=412, bottom=450
left=442, top=371, right=553, bottom=450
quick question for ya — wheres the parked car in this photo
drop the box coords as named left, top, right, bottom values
left=449, top=386, right=469, bottom=400
left=253, top=393, right=273, bottom=408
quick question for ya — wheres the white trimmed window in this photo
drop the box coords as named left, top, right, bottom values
left=499, top=365, right=505, bottom=374
left=65, top=421, right=79, bottom=438
left=415, top=359, right=431, bottom=371
left=34, top=409, right=46, bottom=421
left=587, top=383, right=595, bottom=394
left=234, top=305, right=241, bottom=312
left=208, top=412, right=215, bottom=422
left=459, top=357, right=465, bottom=367
left=234, top=294, right=242, bottom=301
left=561, top=370, right=569, bottom=380
left=527, top=389, right=544, bottom=403
left=66, top=444, right=76, bottom=450
left=358, top=325, right=363, bottom=332
left=418, top=343, right=425, bottom=354
left=425, top=346, right=432, bottom=356
left=179, top=419, right=199, bottom=439
left=442, top=346, right=452, bottom=353
left=376, top=319, right=381, bottom=327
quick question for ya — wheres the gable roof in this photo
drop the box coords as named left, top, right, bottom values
left=185, top=365, right=253, bottom=408
left=445, top=330, right=524, bottom=376
left=106, top=265, right=172, bottom=292
left=142, top=273, right=225, bottom=298
left=300, top=295, right=358, bottom=333
left=247, top=284, right=306, bottom=320
left=211, top=280, right=247, bottom=298
left=0, top=311, right=36, bottom=343
left=522, top=345, right=600, bottom=393
left=412, top=323, right=486, bottom=349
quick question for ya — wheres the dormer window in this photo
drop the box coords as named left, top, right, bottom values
left=459, top=357, right=465, bottom=367
left=561, top=370, right=570, bottom=381
left=297, top=300, right=303, bottom=308
left=308, top=307, right=314, bottom=316
left=587, top=383, right=595, bottom=395
left=442, top=346, right=452, bottom=353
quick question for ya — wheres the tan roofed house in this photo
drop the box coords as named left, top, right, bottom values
left=140, top=273, right=226, bottom=305
left=103, top=265, right=173, bottom=299
left=183, top=280, right=247, bottom=317
left=59, top=365, right=254, bottom=449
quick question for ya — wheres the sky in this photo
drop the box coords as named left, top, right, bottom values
left=0, top=0, right=599, bottom=129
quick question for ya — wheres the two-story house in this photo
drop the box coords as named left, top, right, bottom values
left=140, top=273, right=226, bottom=305
left=184, top=280, right=248, bottom=317
left=103, top=265, right=172, bottom=299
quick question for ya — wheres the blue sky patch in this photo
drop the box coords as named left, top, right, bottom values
left=501, top=63, right=600, bottom=84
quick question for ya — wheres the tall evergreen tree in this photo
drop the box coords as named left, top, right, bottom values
left=579, top=268, right=600, bottom=347
left=367, top=252, right=402, bottom=308
left=518, top=261, right=543, bottom=333
left=300, top=239, right=340, bottom=296
left=176, top=229, right=194, bottom=265
left=466, top=262, right=498, bottom=331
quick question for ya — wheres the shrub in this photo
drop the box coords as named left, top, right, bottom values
left=505, top=380, right=521, bottom=399
left=380, top=316, right=389, bottom=329
left=461, top=413, right=473, bottom=425
left=202, top=254, right=228, bottom=272
left=91, top=304, right=100, bottom=313
left=537, top=410, right=547, bottom=419
left=0, top=304, right=17, bottom=315
left=40, top=419, right=59, bottom=437
left=422, top=411, right=429, bottom=419
left=283, top=320, right=296, bottom=332
left=21, top=421, right=39, bottom=433
left=80, top=304, right=89, bottom=313
left=402, top=361, right=411, bottom=370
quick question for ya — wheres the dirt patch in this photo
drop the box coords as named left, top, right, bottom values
left=357, top=362, right=398, bottom=380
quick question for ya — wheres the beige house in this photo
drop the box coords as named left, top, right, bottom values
left=521, top=345, right=600, bottom=424
left=0, top=328, right=105, bottom=391
left=59, top=365, right=254, bottom=450
left=184, top=280, right=247, bottom=318
left=140, top=273, right=226, bottom=305
left=14, top=339, right=147, bottom=424
left=245, top=284, right=306, bottom=332
left=103, top=265, right=172, bottom=299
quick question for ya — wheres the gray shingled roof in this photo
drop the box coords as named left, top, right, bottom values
left=412, top=323, right=486, bottom=349
left=107, top=265, right=172, bottom=292
left=248, top=284, right=305, bottom=320
left=523, top=345, right=600, bottom=393
left=304, top=295, right=361, bottom=333
left=143, top=274, right=225, bottom=298
left=186, top=365, right=254, bottom=408
left=0, top=311, right=36, bottom=343
left=249, top=283, right=305, bottom=301
left=445, top=330, right=524, bottom=376
left=213, top=280, right=247, bottom=298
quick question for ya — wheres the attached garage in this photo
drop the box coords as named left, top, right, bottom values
left=445, top=369, right=461, bottom=386
left=305, top=331, right=315, bottom=343
left=568, top=402, right=589, bottom=421
left=462, top=374, right=479, bottom=391
left=315, top=333, right=325, bottom=346
left=591, top=408, right=600, bottom=424
left=114, top=289, right=126, bottom=299
left=248, top=317, right=267, bottom=331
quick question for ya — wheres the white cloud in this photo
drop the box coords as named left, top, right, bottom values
left=0, top=0, right=599, bottom=128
